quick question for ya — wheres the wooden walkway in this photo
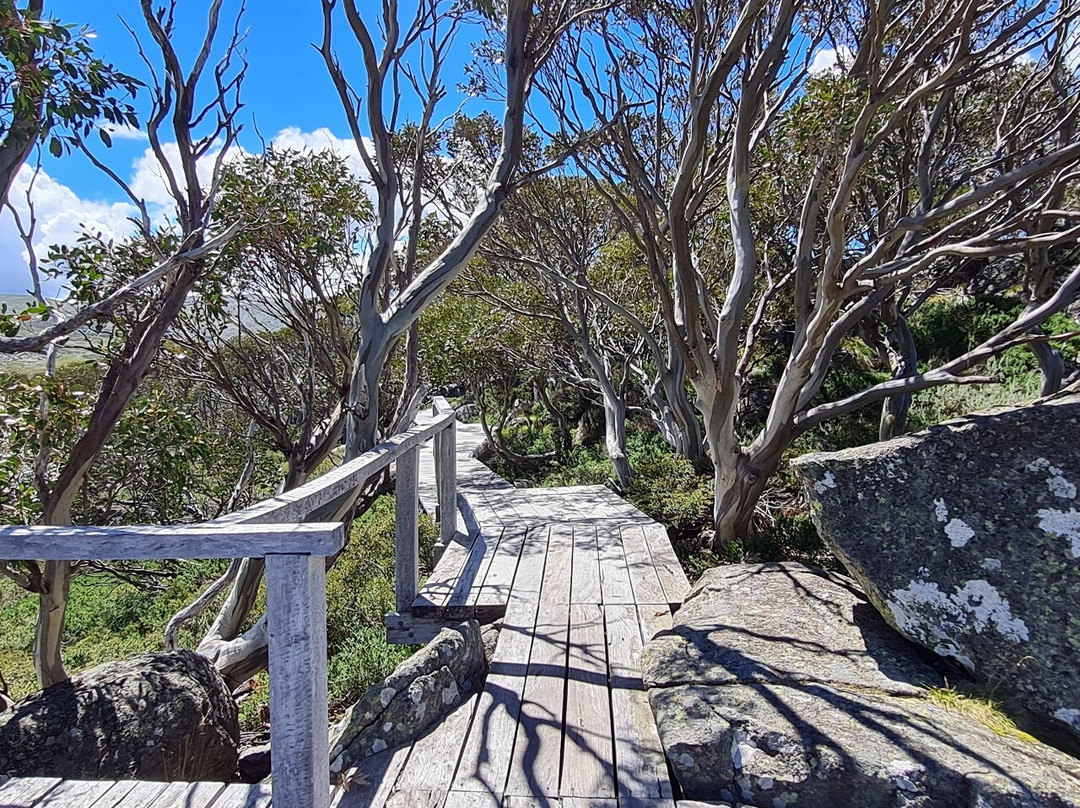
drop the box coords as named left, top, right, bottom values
left=346, top=423, right=690, bottom=808
left=0, top=423, right=691, bottom=808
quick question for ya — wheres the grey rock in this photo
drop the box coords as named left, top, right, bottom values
left=645, top=563, right=1080, bottom=806
left=642, top=563, right=942, bottom=696
left=481, top=622, right=501, bottom=667
left=792, top=393, right=1080, bottom=739
left=329, top=620, right=484, bottom=773
left=0, top=650, right=238, bottom=781
left=652, top=681, right=1080, bottom=806
left=238, top=742, right=271, bottom=783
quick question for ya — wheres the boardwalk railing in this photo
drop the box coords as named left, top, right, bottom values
left=0, top=397, right=459, bottom=808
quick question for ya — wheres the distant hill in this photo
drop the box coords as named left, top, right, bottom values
left=0, top=292, right=288, bottom=376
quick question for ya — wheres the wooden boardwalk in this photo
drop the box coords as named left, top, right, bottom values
left=0, top=423, right=691, bottom=808
left=345, top=423, right=690, bottom=808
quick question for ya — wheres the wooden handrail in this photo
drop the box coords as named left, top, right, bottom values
left=214, top=405, right=457, bottom=527
left=0, top=400, right=459, bottom=808
left=0, top=522, right=345, bottom=560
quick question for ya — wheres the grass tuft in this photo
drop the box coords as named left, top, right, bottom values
left=926, top=685, right=1038, bottom=743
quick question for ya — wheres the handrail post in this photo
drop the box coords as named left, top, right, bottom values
left=437, top=416, right=457, bottom=545
left=395, top=443, right=420, bottom=612
left=266, top=552, right=329, bottom=808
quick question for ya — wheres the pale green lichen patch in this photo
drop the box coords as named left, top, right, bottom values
left=888, top=576, right=1029, bottom=649
left=1037, top=507, right=1080, bottom=559
left=814, top=471, right=838, bottom=494
left=1027, top=457, right=1077, bottom=499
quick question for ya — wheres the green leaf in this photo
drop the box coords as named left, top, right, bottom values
left=49, top=137, right=62, bottom=157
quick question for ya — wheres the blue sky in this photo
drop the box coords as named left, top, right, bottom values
left=1, top=0, right=488, bottom=294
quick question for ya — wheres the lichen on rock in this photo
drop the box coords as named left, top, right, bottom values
left=328, top=620, right=485, bottom=775
left=793, top=392, right=1080, bottom=742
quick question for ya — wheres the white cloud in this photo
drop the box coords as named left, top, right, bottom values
left=809, top=46, right=854, bottom=76
left=129, top=138, right=245, bottom=208
left=0, top=165, right=138, bottom=296
left=270, top=126, right=373, bottom=185
left=0, top=126, right=374, bottom=295
left=101, top=123, right=149, bottom=142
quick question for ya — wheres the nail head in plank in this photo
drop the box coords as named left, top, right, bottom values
left=561, top=603, right=615, bottom=799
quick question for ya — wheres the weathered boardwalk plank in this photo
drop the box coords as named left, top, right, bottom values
left=155, top=782, right=229, bottom=808
left=333, top=745, right=412, bottom=808
left=505, top=603, right=569, bottom=798
left=642, top=524, right=690, bottom=605
left=605, top=605, right=673, bottom=802
left=560, top=604, right=615, bottom=799
left=394, top=696, right=478, bottom=792
left=451, top=594, right=536, bottom=797
left=0, top=777, right=60, bottom=807
left=620, top=525, right=668, bottom=606
left=540, top=524, right=573, bottom=606
left=569, top=527, right=601, bottom=606
left=596, top=523, right=634, bottom=605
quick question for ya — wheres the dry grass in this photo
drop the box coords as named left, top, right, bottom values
left=926, top=685, right=1038, bottom=743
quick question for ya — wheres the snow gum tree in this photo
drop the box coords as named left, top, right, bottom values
left=544, top=0, right=1080, bottom=547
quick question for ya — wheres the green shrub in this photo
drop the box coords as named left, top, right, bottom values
left=534, top=429, right=713, bottom=548
left=542, top=444, right=611, bottom=487
left=742, top=512, right=832, bottom=567
left=0, top=559, right=227, bottom=702
left=625, top=447, right=712, bottom=546
left=323, top=494, right=435, bottom=714
left=328, top=627, right=413, bottom=709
